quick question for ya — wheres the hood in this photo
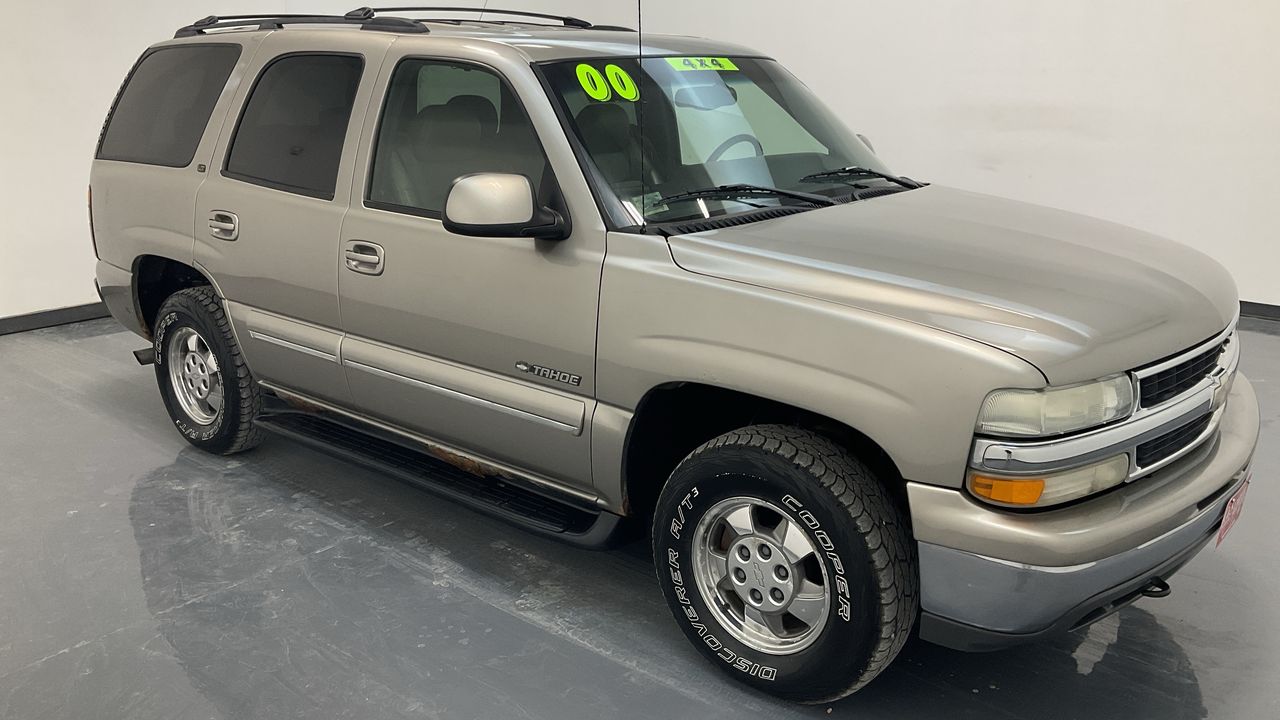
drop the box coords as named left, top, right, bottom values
left=666, top=185, right=1238, bottom=385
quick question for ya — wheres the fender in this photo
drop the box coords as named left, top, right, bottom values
left=590, top=232, right=1045, bottom=505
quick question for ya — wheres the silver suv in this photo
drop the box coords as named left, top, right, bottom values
left=90, top=8, right=1259, bottom=702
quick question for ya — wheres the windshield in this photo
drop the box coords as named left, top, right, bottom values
left=541, top=56, right=898, bottom=226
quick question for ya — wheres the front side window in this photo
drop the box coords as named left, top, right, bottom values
left=368, top=59, right=551, bottom=216
left=98, top=44, right=241, bottom=167
left=541, top=57, right=900, bottom=225
left=225, top=54, right=363, bottom=199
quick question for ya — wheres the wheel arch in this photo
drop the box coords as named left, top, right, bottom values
left=132, top=254, right=214, bottom=338
left=619, top=382, right=907, bottom=526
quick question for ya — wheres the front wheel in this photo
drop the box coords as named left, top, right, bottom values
left=652, top=425, right=917, bottom=702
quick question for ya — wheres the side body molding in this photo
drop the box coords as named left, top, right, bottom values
left=224, top=300, right=348, bottom=406
left=341, top=337, right=586, bottom=435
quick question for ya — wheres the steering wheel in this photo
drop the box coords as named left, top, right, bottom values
left=707, top=133, right=764, bottom=162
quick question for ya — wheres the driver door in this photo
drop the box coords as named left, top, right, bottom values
left=337, top=50, right=605, bottom=492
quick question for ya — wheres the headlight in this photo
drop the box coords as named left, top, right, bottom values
left=976, top=375, right=1135, bottom=437
left=968, top=453, right=1131, bottom=508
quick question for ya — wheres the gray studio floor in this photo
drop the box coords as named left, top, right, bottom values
left=0, top=317, right=1276, bottom=720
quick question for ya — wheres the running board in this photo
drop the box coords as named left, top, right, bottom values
left=253, top=411, right=627, bottom=549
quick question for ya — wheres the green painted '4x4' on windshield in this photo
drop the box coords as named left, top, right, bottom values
left=666, top=56, right=739, bottom=72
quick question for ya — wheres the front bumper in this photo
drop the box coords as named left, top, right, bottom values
left=912, top=374, right=1259, bottom=651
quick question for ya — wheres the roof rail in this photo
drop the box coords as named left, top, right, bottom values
left=366, top=6, right=594, bottom=29
left=174, top=9, right=428, bottom=38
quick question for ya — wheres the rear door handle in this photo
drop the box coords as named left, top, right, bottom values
left=344, top=241, right=385, bottom=276
left=209, top=211, right=239, bottom=241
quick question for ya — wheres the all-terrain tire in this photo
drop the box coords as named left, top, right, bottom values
left=652, top=424, right=917, bottom=702
left=153, top=286, right=263, bottom=455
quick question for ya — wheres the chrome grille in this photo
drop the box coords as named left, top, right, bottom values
left=1138, top=342, right=1225, bottom=407
left=1135, top=413, right=1213, bottom=468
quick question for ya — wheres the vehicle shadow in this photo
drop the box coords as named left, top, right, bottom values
left=127, top=440, right=1207, bottom=720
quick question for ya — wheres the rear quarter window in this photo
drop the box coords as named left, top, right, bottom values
left=97, top=44, right=241, bottom=167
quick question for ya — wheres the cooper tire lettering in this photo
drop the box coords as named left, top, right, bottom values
left=781, top=498, right=851, bottom=623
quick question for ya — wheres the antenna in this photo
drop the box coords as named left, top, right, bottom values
left=637, top=0, right=646, bottom=226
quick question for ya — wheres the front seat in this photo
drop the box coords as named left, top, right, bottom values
left=411, top=103, right=484, bottom=211
left=574, top=103, right=644, bottom=186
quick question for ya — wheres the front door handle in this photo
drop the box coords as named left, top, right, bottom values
left=209, top=211, right=239, bottom=241
left=344, top=241, right=385, bottom=276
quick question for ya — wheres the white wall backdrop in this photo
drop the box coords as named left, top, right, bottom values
left=2, top=1, right=1276, bottom=320
left=640, top=0, right=1280, bottom=307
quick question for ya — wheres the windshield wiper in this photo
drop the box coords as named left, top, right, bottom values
left=799, top=166, right=923, bottom=190
left=656, top=183, right=839, bottom=210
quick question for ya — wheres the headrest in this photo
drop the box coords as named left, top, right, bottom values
left=574, top=103, right=632, bottom=154
left=446, top=94, right=498, bottom=136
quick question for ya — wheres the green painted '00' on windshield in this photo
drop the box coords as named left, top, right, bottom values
left=575, top=63, right=639, bottom=102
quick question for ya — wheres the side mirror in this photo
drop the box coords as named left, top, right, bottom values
left=442, top=173, right=568, bottom=240
left=856, top=133, right=876, bottom=154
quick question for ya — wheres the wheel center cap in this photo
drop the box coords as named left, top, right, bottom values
left=727, top=536, right=795, bottom=610
left=183, top=353, right=212, bottom=399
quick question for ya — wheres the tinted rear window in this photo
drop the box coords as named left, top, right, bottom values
left=98, top=44, right=241, bottom=167
left=224, top=54, right=364, bottom=200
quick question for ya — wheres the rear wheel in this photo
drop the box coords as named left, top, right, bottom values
left=153, top=286, right=262, bottom=454
left=652, top=424, right=917, bottom=702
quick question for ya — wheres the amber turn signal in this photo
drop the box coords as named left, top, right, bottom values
left=968, top=474, right=1046, bottom=506
left=967, top=454, right=1130, bottom=508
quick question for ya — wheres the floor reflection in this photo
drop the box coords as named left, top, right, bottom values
left=857, top=609, right=1206, bottom=719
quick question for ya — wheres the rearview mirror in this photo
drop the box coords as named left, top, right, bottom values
left=673, top=84, right=738, bottom=111
left=442, top=173, right=568, bottom=240
left=856, top=133, right=876, bottom=153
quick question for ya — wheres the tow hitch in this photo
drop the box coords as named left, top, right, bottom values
left=1141, top=579, right=1172, bottom=599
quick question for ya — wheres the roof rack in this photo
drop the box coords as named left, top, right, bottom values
left=367, top=6, right=594, bottom=29
left=174, top=8, right=428, bottom=38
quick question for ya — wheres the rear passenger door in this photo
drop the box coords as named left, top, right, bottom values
left=195, top=33, right=391, bottom=405
left=337, top=49, right=606, bottom=492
